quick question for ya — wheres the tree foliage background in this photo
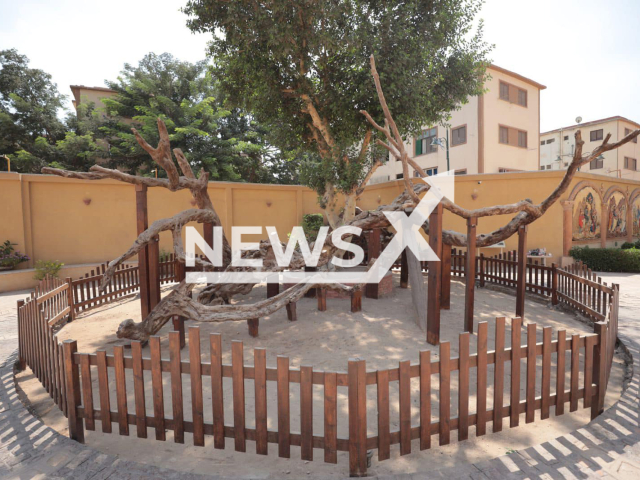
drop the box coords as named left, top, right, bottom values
left=0, top=49, right=299, bottom=184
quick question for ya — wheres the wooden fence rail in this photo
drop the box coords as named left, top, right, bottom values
left=17, top=256, right=620, bottom=477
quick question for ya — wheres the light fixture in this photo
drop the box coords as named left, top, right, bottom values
left=431, top=138, right=444, bottom=147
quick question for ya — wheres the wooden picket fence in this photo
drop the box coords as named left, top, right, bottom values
left=16, top=259, right=620, bottom=477
left=68, top=255, right=178, bottom=313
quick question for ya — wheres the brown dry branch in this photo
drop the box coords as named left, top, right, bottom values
left=42, top=54, right=639, bottom=342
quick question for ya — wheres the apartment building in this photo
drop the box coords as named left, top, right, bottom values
left=70, top=85, right=118, bottom=113
left=370, top=65, right=546, bottom=183
left=540, top=116, right=640, bottom=181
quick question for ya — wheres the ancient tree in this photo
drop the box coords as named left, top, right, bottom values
left=43, top=56, right=639, bottom=343
left=183, top=0, right=491, bottom=228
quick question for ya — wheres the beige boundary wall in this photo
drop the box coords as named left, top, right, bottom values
left=2, top=171, right=639, bottom=292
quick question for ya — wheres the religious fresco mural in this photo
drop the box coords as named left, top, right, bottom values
left=572, top=187, right=601, bottom=241
left=633, top=196, right=640, bottom=237
left=606, top=192, right=627, bottom=238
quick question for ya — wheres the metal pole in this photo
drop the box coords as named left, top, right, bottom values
left=445, top=130, right=450, bottom=172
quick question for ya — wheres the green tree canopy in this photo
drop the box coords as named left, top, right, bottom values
left=184, top=0, right=491, bottom=226
left=99, top=52, right=298, bottom=183
left=0, top=49, right=68, bottom=172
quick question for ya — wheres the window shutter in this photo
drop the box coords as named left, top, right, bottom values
left=415, top=138, right=422, bottom=156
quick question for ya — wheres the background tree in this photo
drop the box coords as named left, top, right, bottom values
left=184, top=0, right=491, bottom=227
left=0, top=49, right=67, bottom=172
left=98, top=52, right=298, bottom=183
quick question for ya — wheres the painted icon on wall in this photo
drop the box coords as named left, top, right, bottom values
left=572, top=188, right=600, bottom=241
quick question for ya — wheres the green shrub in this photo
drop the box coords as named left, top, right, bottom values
left=570, top=246, right=640, bottom=272
left=33, top=260, right=65, bottom=280
left=621, top=242, right=636, bottom=250
left=301, top=213, right=324, bottom=242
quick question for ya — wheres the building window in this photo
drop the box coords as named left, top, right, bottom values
left=564, top=135, right=569, bottom=141
left=499, top=126, right=509, bottom=144
left=590, top=129, right=603, bottom=142
left=455, top=169, right=467, bottom=175
left=546, top=138, right=555, bottom=144
left=540, top=140, right=545, bottom=146
left=499, top=80, right=527, bottom=107
left=624, top=157, right=637, bottom=171
left=424, top=167, right=438, bottom=176
left=451, top=125, right=467, bottom=146
left=500, top=125, right=528, bottom=148
left=414, top=127, right=438, bottom=156
left=518, top=131, right=528, bottom=148
left=590, top=157, right=604, bottom=170
left=396, top=173, right=404, bottom=179
left=625, top=128, right=638, bottom=144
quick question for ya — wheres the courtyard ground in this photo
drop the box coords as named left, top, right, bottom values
left=13, top=274, right=627, bottom=478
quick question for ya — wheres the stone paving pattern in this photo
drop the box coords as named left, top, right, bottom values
left=0, top=275, right=639, bottom=479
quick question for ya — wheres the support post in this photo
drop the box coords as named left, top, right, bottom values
left=427, top=203, right=443, bottom=345
left=248, top=318, right=259, bottom=337
left=317, top=288, right=327, bottom=311
left=441, top=243, right=452, bottom=310
left=267, top=283, right=280, bottom=298
left=172, top=317, right=186, bottom=348
left=63, top=340, right=85, bottom=443
left=351, top=290, right=362, bottom=312
left=286, top=302, right=297, bottom=321
left=135, top=185, right=151, bottom=319
left=365, top=228, right=382, bottom=299
left=479, top=253, right=485, bottom=287
left=203, top=222, right=214, bottom=253
left=551, top=263, right=558, bottom=305
left=173, top=251, right=187, bottom=348
left=561, top=201, right=574, bottom=257
left=400, top=250, right=409, bottom=288
left=464, top=218, right=477, bottom=333
left=591, top=322, right=607, bottom=419
left=148, top=235, right=161, bottom=309
left=348, top=359, right=367, bottom=477
left=515, top=225, right=528, bottom=319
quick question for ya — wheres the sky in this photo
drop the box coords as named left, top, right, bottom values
left=1, top=0, right=639, bottom=132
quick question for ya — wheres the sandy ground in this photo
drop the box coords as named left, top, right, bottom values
left=17, top=274, right=626, bottom=479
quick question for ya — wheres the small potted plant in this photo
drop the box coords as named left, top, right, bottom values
left=0, top=240, right=29, bottom=271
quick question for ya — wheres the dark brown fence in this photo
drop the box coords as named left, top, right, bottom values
left=16, top=258, right=621, bottom=477
left=69, top=256, right=177, bottom=314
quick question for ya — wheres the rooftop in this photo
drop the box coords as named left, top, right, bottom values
left=541, top=116, right=640, bottom=136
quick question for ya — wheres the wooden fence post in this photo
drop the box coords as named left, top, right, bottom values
left=17, top=300, right=25, bottom=370
left=441, top=244, right=451, bottom=310
left=427, top=203, right=443, bottom=345
left=551, top=263, right=558, bottom=305
left=591, top=322, right=608, bottom=419
left=464, top=218, right=477, bottom=333
left=63, top=340, right=84, bottom=443
left=479, top=253, right=485, bottom=287
left=515, top=226, right=528, bottom=319
left=64, top=277, right=75, bottom=322
left=400, top=250, right=409, bottom=288
left=348, top=358, right=367, bottom=477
